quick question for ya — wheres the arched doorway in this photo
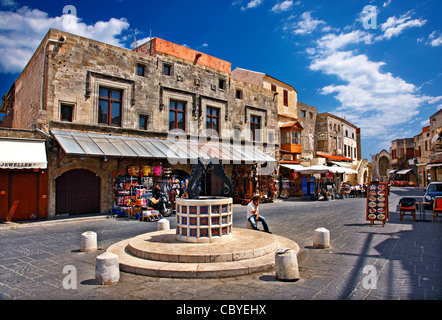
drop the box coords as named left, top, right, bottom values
left=378, top=156, right=390, bottom=182
left=56, top=169, right=101, bottom=215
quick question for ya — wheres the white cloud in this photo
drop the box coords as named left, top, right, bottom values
left=241, top=0, right=263, bottom=11
left=383, top=0, right=392, bottom=8
left=0, top=6, right=130, bottom=73
left=0, top=0, right=17, bottom=8
left=308, top=30, right=442, bottom=138
left=271, top=1, right=293, bottom=13
left=316, top=30, right=374, bottom=51
left=288, top=11, right=327, bottom=35
left=378, top=12, right=426, bottom=40
left=427, top=31, right=442, bottom=47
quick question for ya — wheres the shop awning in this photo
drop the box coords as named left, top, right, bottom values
left=316, top=153, right=353, bottom=162
left=425, top=162, right=442, bottom=170
left=51, top=130, right=275, bottom=163
left=388, top=169, right=396, bottom=174
left=397, top=169, right=412, bottom=174
left=0, top=138, right=47, bottom=169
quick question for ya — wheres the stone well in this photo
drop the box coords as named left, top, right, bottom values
left=175, top=197, right=233, bottom=243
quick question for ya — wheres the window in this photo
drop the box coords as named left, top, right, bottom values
left=139, top=114, right=149, bottom=130
left=271, top=84, right=277, bottom=92
left=60, top=103, right=73, bottom=122
left=137, top=64, right=146, bottom=77
left=309, top=112, right=313, bottom=119
left=219, top=78, right=226, bottom=90
left=301, top=110, right=306, bottom=117
left=250, top=115, right=261, bottom=141
left=283, top=89, right=288, bottom=106
left=169, top=100, right=185, bottom=131
left=235, top=89, right=243, bottom=99
left=163, top=63, right=172, bottom=76
left=206, top=107, right=219, bottom=136
left=98, top=87, right=122, bottom=126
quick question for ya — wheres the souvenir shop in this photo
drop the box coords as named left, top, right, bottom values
left=279, top=166, right=303, bottom=198
left=231, top=164, right=277, bottom=205
left=112, top=164, right=190, bottom=219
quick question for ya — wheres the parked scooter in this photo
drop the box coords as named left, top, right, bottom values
left=149, top=192, right=173, bottom=217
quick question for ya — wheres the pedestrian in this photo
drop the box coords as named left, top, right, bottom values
left=247, top=195, right=272, bottom=233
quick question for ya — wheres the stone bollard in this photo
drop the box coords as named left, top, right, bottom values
left=80, top=231, right=97, bottom=252
left=275, top=248, right=300, bottom=281
left=95, top=252, right=120, bottom=285
left=313, top=227, right=330, bottom=249
left=157, top=218, right=170, bottom=231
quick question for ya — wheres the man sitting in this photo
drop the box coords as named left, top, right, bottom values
left=247, top=195, right=272, bottom=234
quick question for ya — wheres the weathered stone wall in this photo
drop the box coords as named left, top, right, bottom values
left=22, top=29, right=279, bottom=215
left=297, top=101, right=317, bottom=160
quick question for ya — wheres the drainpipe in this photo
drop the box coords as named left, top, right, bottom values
left=40, top=36, right=67, bottom=111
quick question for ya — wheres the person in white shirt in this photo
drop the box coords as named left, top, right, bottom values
left=247, top=195, right=271, bottom=233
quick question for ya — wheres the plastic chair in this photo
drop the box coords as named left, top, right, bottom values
left=433, top=197, right=442, bottom=222
left=399, top=197, right=416, bottom=221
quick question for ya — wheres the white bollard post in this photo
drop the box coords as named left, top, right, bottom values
left=157, top=218, right=170, bottom=231
left=275, top=248, right=300, bottom=281
left=313, top=227, right=330, bottom=249
left=80, top=231, right=97, bottom=252
left=95, top=252, right=120, bottom=285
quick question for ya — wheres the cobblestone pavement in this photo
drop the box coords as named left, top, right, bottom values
left=0, top=187, right=440, bottom=301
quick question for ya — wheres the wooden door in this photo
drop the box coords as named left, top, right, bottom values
left=56, top=169, right=101, bottom=215
left=10, top=173, right=39, bottom=221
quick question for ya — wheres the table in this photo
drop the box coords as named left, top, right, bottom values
left=415, top=201, right=432, bottom=222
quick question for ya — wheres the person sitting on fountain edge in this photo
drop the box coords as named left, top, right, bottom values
left=247, top=195, right=272, bottom=234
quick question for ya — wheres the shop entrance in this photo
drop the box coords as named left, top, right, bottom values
left=10, top=173, right=39, bottom=221
left=56, top=169, right=101, bottom=215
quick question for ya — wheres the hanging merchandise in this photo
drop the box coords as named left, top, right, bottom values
left=142, top=165, right=152, bottom=177
left=163, top=166, right=172, bottom=177
left=153, top=166, right=163, bottom=176
left=128, top=166, right=140, bottom=177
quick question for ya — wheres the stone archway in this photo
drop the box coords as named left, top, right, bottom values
left=378, top=156, right=390, bottom=178
left=56, top=169, right=101, bottom=215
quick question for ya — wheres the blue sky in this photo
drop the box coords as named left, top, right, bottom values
left=0, top=0, right=441, bottom=160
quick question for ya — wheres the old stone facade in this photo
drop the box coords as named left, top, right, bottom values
left=296, top=102, right=318, bottom=162
left=316, top=113, right=358, bottom=162
left=2, top=29, right=279, bottom=217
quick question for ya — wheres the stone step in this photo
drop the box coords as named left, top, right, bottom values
left=126, top=229, right=279, bottom=263
left=106, top=229, right=300, bottom=278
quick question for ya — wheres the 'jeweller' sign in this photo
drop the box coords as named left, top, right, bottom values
left=0, top=162, right=38, bottom=169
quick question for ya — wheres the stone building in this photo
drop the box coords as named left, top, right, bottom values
left=315, top=113, right=358, bottom=162
left=0, top=29, right=278, bottom=220
left=414, top=109, right=442, bottom=185
left=371, top=150, right=391, bottom=182
left=231, top=68, right=301, bottom=164
left=296, top=101, right=318, bottom=163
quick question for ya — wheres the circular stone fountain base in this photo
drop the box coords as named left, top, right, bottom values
left=107, top=228, right=300, bottom=278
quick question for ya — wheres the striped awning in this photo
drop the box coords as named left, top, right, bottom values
left=51, top=130, right=275, bottom=163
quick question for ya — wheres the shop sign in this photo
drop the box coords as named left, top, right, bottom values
left=0, top=162, right=37, bottom=169
left=366, top=182, right=389, bottom=227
